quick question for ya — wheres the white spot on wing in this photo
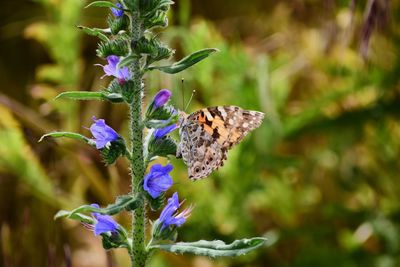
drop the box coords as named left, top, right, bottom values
left=218, top=106, right=227, bottom=118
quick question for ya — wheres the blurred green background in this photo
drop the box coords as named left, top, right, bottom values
left=1, top=0, right=400, bottom=266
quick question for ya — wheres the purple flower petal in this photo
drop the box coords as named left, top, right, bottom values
left=93, top=214, right=119, bottom=236
left=152, top=89, right=171, bottom=108
left=90, top=203, right=100, bottom=218
left=103, top=56, right=119, bottom=76
left=89, top=116, right=119, bottom=149
left=117, top=66, right=131, bottom=81
left=153, top=124, right=178, bottom=139
left=100, top=55, right=131, bottom=82
left=158, top=192, right=191, bottom=230
left=89, top=203, right=119, bottom=236
left=111, top=2, right=124, bottom=17
left=143, top=163, right=173, bottom=198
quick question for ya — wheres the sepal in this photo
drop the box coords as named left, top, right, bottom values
left=123, top=0, right=138, bottom=11
left=151, top=218, right=178, bottom=242
left=149, top=237, right=267, bottom=257
left=97, top=38, right=129, bottom=58
left=143, top=11, right=168, bottom=29
left=146, top=104, right=176, bottom=121
left=148, top=48, right=218, bottom=74
left=107, top=15, right=128, bottom=35
left=120, top=80, right=137, bottom=103
left=139, top=0, right=174, bottom=29
left=148, top=136, right=177, bottom=159
left=102, top=229, right=129, bottom=250
left=147, top=192, right=165, bottom=211
left=106, top=79, right=137, bottom=104
left=139, top=0, right=174, bottom=14
left=135, top=36, right=173, bottom=66
left=100, top=137, right=127, bottom=165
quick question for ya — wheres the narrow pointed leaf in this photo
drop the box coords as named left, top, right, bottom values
left=85, top=1, right=117, bottom=9
left=55, top=91, right=124, bottom=103
left=117, top=54, right=139, bottom=69
left=150, top=237, right=267, bottom=257
left=39, top=132, right=90, bottom=143
left=77, top=26, right=109, bottom=42
left=54, top=195, right=140, bottom=222
left=145, top=119, right=177, bottom=129
left=148, top=48, right=219, bottom=74
left=105, top=195, right=142, bottom=213
left=54, top=210, right=94, bottom=223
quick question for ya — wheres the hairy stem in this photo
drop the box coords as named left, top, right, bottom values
left=129, top=10, right=146, bottom=267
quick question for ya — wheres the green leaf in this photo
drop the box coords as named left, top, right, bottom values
left=105, top=93, right=125, bottom=103
left=145, top=113, right=179, bottom=129
left=109, top=195, right=141, bottom=213
left=54, top=196, right=140, bottom=222
left=147, top=193, right=165, bottom=211
left=148, top=48, right=219, bottom=74
left=97, top=38, right=130, bottom=58
left=77, top=26, right=109, bottom=42
left=54, top=210, right=94, bottom=223
left=55, top=91, right=124, bottom=103
left=145, top=119, right=175, bottom=129
left=85, top=1, right=117, bottom=9
left=99, top=138, right=127, bottom=165
left=150, top=237, right=267, bottom=257
left=148, top=137, right=177, bottom=159
left=117, top=54, right=139, bottom=69
left=146, top=104, right=176, bottom=121
left=39, top=132, right=90, bottom=143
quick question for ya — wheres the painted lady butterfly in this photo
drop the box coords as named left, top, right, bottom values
left=176, top=106, right=264, bottom=180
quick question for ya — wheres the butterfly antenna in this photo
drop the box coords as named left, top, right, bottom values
left=184, top=89, right=196, bottom=112
left=181, top=78, right=185, bottom=110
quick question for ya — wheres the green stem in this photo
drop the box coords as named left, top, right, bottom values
left=129, top=9, right=146, bottom=267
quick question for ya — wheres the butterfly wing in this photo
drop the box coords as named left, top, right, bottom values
left=178, top=106, right=264, bottom=180
left=178, top=119, right=227, bottom=180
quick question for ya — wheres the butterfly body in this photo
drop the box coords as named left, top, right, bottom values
left=177, top=106, right=264, bottom=180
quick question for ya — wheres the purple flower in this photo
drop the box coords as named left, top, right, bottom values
left=90, top=116, right=119, bottom=149
left=159, top=192, right=192, bottom=229
left=90, top=204, right=119, bottom=236
left=144, top=164, right=173, bottom=198
left=98, top=55, right=131, bottom=82
left=153, top=124, right=178, bottom=139
left=111, top=2, right=124, bottom=17
left=152, top=89, right=171, bottom=108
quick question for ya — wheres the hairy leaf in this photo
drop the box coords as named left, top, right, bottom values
left=148, top=48, right=219, bottom=74
left=54, top=195, right=140, bottom=222
left=54, top=210, right=94, bottom=223
left=145, top=119, right=177, bottom=129
left=118, top=54, right=139, bottom=69
left=55, top=91, right=124, bottom=103
left=85, top=1, right=117, bottom=9
left=39, top=132, right=90, bottom=143
left=150, top=237, right=267, bottom=257
left=77, top=26, right=109, bottom=42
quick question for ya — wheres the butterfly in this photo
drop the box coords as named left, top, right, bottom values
left=176, top=106, right=264, bottom=180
